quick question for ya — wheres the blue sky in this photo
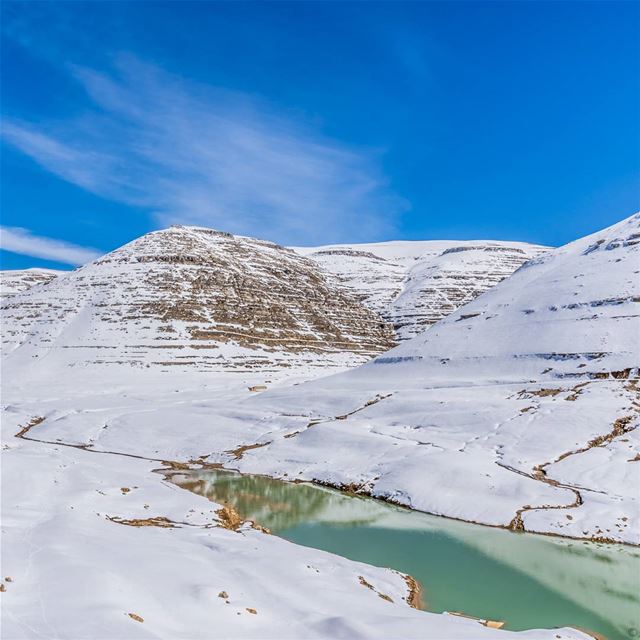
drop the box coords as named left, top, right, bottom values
left=1, top=0, right=639, bottom=269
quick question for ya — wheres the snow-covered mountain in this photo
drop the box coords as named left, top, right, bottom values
left=1, top=225, right=395, bottom=373
left=4, top=217, right=637, bottom=544
left=373, top=214, right=639, bottom=379
left=0, top=267, right=64, bottom=299
left=294, top=240, right=548, bottom=340
left=201, top=213, right=640, bottom=544
left=2, top=218, right=633, bottom=640
left=2, top=228, right=549, bottom=375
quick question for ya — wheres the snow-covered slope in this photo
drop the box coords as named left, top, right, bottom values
left=294, top=239, right=548, bottom=340
left=1, top=218, right=633, bottom=639
left=375, top=213, right=639, bottom=379
left=0, top=267, right=64, bottom=299
left=1, top=379, right=591, bottom=640
left=1, top=225, right=395, bottom=373
left=185, top=213, right=640, bottom=544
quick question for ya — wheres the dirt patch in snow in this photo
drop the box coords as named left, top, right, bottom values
left=358, top=575, right=394, bottom=603
left=226, top=441, right=272, bottom=461
left=216, top=504, right=244, bottom=531
left=107, top=515, right=176, bottom=528
left=403, top=575, right=424, bottom=610
left=15, top=416, right=44, bottom=437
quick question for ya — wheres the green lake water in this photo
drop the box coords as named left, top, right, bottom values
left=172, top=469, right=640, bottom=640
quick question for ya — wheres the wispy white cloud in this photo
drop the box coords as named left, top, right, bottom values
left=2, top=56, right=407, bottom=244
left=0, top=227, right=102, bottom=266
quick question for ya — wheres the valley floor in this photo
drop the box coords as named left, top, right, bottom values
left=1, top=366, right=635, bottom=639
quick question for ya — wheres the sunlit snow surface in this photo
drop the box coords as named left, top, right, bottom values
left=1, top=214, right=638, bottom=639
left=218, top=214, right=639, bottom=545
left=1, top=372, right=593, bottom=640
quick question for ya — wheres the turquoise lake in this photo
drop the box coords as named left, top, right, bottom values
left=172, top=469, right=640, bottom=640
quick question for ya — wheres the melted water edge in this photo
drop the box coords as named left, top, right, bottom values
left=171, top=469, right=640, bottom=640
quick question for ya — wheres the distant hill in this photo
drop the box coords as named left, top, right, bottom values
left=294, top=239, right=547, bottom=340
left=0, top=268, right=65, bottom=300
left=1, top=225, right=395, bottom=373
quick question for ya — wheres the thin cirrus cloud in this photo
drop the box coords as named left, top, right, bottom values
left=0, top=227, right=102, bottom=266
left=3, top=57, right=408, bottom=245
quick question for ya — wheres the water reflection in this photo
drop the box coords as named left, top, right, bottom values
left=173, top=470, right=640, bottom=640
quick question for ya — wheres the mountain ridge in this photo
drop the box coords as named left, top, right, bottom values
left=1, top=226, right=549, bottom=372
left=293, top=238, right=548, bottom=340
left=1, top=225, right=396, bottom=373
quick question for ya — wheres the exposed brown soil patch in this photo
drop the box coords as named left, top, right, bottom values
left=587, top=415, right=635, bottom=448
left=226, top=441, right=271, bottom=461
left=358, top=575, right=375, bottom=589
left=107, top=515, right=176, bottom=528
left=519, top=388, right=564, bottom=398
left=334, top=393, right=392, bottom=421
left=358, top=575, right=394, bottom=603
left=15, top=416, right=44, bottom=437
left=161, top=459, right=223, bottom=471
left=565, top=382, right=590, bottom=401
left=403, top=575, right=424, bottom=610
left=216, top=504, right=244, bottom=531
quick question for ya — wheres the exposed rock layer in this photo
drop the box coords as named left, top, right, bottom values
left=1, top=226, right=396, bottom=371
left=294, top=239, right=548, bottom=340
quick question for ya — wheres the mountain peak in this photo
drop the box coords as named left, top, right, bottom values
left=1, top=226, right=395, bottom=372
